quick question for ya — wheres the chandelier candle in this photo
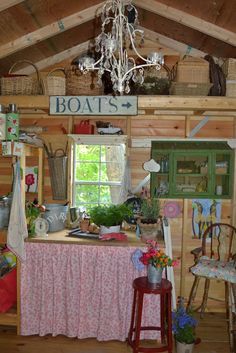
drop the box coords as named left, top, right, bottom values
left=77, top=0, right=164, bottom=94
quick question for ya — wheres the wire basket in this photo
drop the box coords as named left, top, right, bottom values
left=44, top=68, right=66, bottom=96
left=47, top=149, right=68, bottom=200
left=170, top=82, right=213, bottom=96
left=1, top=60, right=43, bottom=95
left=66, top=68, right=103, bottom=96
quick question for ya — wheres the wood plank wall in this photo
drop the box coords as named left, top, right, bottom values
left=0, top=100, right=235, bottom=312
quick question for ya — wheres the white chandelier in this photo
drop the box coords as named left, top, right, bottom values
left=77, top=0, right=164, bottom=94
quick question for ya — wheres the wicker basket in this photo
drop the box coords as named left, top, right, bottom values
left=174, top=56, right=210, bottom=84
left=44, top=68, right=66, bottom=96
left=222, top=58, right=236, bottom=79
left=66, top=68, right=103, bottom=96
left=131, top=64, right=171, bottom=95
left=1, top=60, right=43, bottom=95
left=226, top=80, right=236, bottom=97
left=170, top=82, right=213, bottom=96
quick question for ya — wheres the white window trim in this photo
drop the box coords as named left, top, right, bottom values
left=68, top=134, right=128, bottom=145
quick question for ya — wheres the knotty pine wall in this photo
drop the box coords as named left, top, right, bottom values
left=0, top=104, right=235, bottom=311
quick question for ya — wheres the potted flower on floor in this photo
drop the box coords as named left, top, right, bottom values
left=172, top=297, right=199, bottom=353
left=89, top=204, right=133, bottom=235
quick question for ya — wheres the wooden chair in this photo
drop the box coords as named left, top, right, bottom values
left=187, top=223, right=236, bottom=351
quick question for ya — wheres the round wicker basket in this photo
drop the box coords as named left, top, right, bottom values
left=1, top=60, right=43, bottom=95
left=44, top=68, right=66, bottom=96
left=66, top=68, right=103, bottom=96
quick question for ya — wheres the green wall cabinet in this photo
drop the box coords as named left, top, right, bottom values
left=151, top=141, right=234, bottom=199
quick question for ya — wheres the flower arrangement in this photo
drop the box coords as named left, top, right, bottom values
left=139, top=240, right=176, bottom=269
left=172, top=297, right=198, bottom=344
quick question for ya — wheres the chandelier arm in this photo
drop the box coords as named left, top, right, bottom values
left=121, top=62, right=161, bottom=84
left=127, top=25, right=152, bottom=64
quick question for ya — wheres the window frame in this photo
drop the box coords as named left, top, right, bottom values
left=69, top=134, right=128, bottom=209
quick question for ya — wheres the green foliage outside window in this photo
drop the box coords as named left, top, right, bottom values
left=74, top=144, right=125, bottom=210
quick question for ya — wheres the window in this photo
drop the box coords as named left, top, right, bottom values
left=72, top=135, right=127, bottom=211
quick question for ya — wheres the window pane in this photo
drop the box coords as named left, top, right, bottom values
left=100, top=162, right=123, bottom=182
left=75, top=162, right=99, bottom=181
left=74, top=142, right=126, bottom=209
left=75, top=184, right=99, bottom=205
left=76, top=145, right=100, bottom=161
left=100, top=185, right=121, bottom=204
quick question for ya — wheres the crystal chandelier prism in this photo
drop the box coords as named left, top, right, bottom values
left=77, top=0, right=164, bottom=94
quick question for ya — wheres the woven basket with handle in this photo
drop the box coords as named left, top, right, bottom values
left=66, top=68, right=103, bottom=96
left=44, top=68, right=66, bottom=96
left=1, top=60, right=43, bottom=95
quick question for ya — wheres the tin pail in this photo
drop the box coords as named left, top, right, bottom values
left=43, top=204, right=68, bottom=232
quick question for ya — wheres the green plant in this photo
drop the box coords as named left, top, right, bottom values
left=25, top=200, right=45, bottom=237
left=140, top=198, right=160, bottom=223
left=89, top=204, right=133, bottom=227
left=172, top=297, right=197, bottom=344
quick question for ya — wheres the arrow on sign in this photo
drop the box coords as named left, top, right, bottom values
left=122, top=102, right=132, bottom=109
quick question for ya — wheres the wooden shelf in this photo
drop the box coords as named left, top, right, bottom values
left=0, top=307, right=17, bottom=326
left=0, top=143, right=43, bottom=334
left=1, top=95, right=236, bottom=113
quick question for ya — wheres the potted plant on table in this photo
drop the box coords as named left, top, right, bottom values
left=139, top=240, right=176, bottom=284
left=89, top=203, right=133, bottom=235
left=137, top=197, right=162, bottom=241
left=172, top=297, right=199, bottom=353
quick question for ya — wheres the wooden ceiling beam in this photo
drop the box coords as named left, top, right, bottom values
left=134, top=0, right=236, bottom=47
left=15, top=41, right=90, bottom=75
left=0, top=2, right=105, bottom=60
left=141, top=27, right=207, bottom=58
left=0, top=0, right=24, bottom=12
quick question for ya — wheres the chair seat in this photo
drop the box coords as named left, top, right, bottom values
left=191, top=256, right=236, bottom=283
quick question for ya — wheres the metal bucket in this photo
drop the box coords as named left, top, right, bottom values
left=0, top=196, right=11, bottom=229
left=43, top=204, right=68, bottom=232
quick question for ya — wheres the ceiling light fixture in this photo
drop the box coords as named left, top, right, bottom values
left=77, top=0, right=164, bottom=94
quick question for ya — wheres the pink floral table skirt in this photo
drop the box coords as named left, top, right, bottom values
left=20, top=243, right=160, bottom=341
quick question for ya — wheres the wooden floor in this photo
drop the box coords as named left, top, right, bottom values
left=0, top=313, right=231, bottom=353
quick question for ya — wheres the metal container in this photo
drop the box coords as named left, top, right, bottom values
left=0, top=104, right=6, bottom=140
left=0, top=196, right=11, bottom=229
left=6, top=104, right=19, bottom=141
left=43, top=204, right=68, bottom=232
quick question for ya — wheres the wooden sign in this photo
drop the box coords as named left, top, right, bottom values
left=49, top=96, right=138, bottom=115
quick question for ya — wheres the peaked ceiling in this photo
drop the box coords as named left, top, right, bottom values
left=0, top=0, right=235, bottom=76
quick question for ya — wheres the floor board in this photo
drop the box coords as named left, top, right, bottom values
left=0, top=312, right=231, bottom=353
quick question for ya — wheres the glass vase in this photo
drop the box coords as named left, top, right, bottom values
left=147, top=264, right=163, bottom=284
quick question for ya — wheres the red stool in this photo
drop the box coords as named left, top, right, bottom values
left=128, top=276, right=172, bottom=353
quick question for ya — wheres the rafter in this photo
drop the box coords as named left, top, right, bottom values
left=134, top=0, right=236, bottom=47
left=0, top=0, right=24, bottom=12
left=15, top=41, right=90, bottom=75
left=0, top=2, right=105, bottom=60
left=141, top=27, right=207, bottom=58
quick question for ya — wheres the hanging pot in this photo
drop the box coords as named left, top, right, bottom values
left=147, top=264, right=163, bottom=284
